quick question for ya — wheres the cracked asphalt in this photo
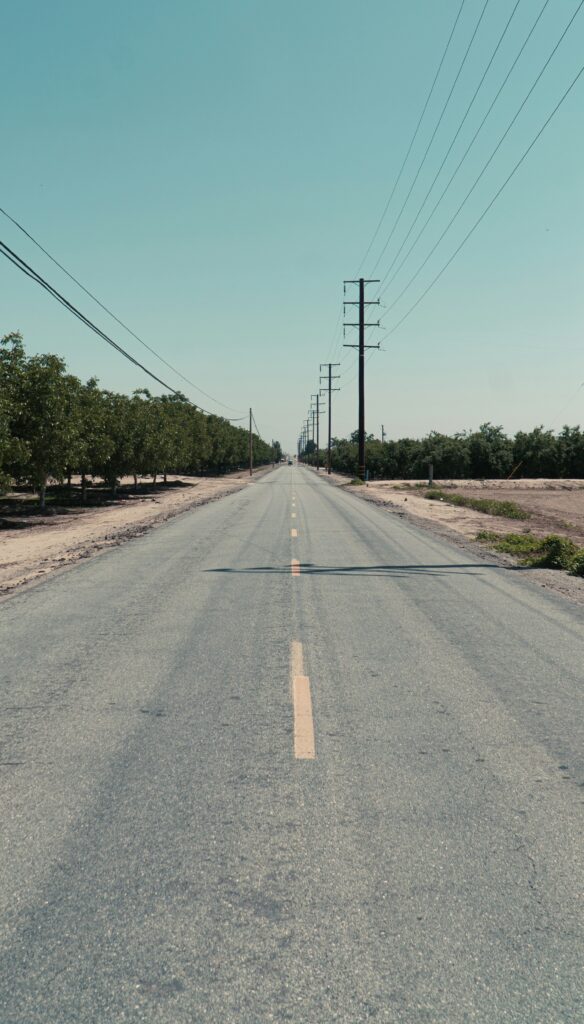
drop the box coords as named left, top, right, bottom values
left=1, top=465, right=583, bottom=1022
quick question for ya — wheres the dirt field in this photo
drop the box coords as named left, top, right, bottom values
left=327, top=474, right=584, bottom=605
left=346, top=478, right=584, bottom=545
left=0, top=470, right=270, bottom=599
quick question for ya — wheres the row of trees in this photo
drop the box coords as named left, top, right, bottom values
left=301, top=423, right=584, bottom=479
left=1, top=332, right=277, bottom=506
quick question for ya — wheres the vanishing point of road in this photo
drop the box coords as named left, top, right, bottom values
left=1, top=466, right=583, bottom=1023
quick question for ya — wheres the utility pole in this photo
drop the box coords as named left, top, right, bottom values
left=344, top=278, right=381, bottom=481
left=381, top=424, right=386, bottom=444
left=311, top=393, right=321, bottom=471
left=249, top=407, right=253, bottom=477
left=320, top=362, right=340, bottom=474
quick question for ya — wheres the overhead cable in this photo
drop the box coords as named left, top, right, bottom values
left=0, top=239, right=244, bottom=421
left=378, top=0, right=551, bottom=300
left=0, top=205, right=244, bottom=415
left=369, top=0, right=491, bottom=277
left=379, top=0, right=584, bottom=313
left=356, top=0, right=468, bottom=276
left=381, top=57, right=584, bottom=339
left=376, top=0, right=524, bottom=294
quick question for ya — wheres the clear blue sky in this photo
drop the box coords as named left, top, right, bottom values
left=2, top=0, right=583, bottom=451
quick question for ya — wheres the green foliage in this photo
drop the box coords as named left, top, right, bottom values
left=476, top=529, right=584, bottom=573
left=0, top=333, right=274, bottom=504
left=570, top=551, right=584, bottom=577
left=476, top=531, right=543, bottom=555
left=511, top=426, right=559, bottom=478
left=530, top=535, right=580, bottom=570
left=300, top=420, right=584, bottom=482
left=425, top=489, right=530, bottom=519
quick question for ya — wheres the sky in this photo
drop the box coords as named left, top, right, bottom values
left=1, top=0, right=583, bottom=453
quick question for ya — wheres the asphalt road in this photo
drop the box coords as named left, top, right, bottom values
left=1, top=465, right=583, bottom=1023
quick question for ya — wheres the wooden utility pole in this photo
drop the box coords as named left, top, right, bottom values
left=311, top=394, right=322, bottom=471
left=381, top=424, right=386, bottom=444
left=249, top=407, right=253, bottom=476
left=320, top=363, right=340, bottom=474
left=343, top=278, right=381, bottom=481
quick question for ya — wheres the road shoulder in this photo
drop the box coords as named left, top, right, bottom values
left=314, top=468, right=584, bottom=608
left=0, top=467, right=274, bottom=601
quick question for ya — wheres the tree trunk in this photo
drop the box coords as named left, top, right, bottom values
left=163, top=471, right=167, bottom=484
left=81, top=472, right=87, bottom=504
left=67, top=468, right=72, bottom=490
left=134, top=474, right=138, bottom=491
left=152, top=472, right=157, bottom=486
left=39, top=479, right=47, bottom=511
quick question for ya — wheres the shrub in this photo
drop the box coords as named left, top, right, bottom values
left=475, top=532, right=544, bottom=556
left=531, top=535, right=580, bottom=570
left=477, top=530, right=584, bottom=573
left=570, top=552, right=584, bottom=577
left=427, top=489, right=529, bottom=519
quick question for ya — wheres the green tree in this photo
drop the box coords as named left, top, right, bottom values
left=467, top=423, right=512, bottom=478
left=512, top=427, right=559, bottom=478
left=75, top=379, right=114, bottom=500
left=10, top=352, right=80, bottom=508
left=557, top=425, right=584, bottom=478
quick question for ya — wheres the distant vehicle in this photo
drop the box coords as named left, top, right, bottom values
left=287, top=459, right=293, bottom=465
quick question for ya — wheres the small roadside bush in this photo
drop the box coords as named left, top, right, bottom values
left=427, top=489, right=530, bottom=520
left=476, top=531, right=543, bottom=556
left=530, top=535, right=580, bottom=570
left=477, top=530, right=584, bottom=575
left=570, top=552, right=584, bottom=577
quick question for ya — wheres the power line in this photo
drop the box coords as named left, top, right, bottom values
left=379, top=0, right=584, bottom=314
left=381, top=56, right=584, bottom=339
left=0, top=205, right=244, bottom=415
left=323, top=303, right=344, bottom=363
left=376, top=0, right=523, bottom=295
left=325, top=2, right=468, bottom=372
left=550, top=382, right=584, bottom=428
left=369, top=0, right=491, bottom=277
left=251, top=412, right=269, bottom=444
left=377, top=0, right=552, bottom=301
left=0, top=238, right=245, bottom=421
left=356, top=0, right=468, bottom=277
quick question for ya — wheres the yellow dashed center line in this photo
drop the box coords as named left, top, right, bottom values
left=290, top=641, right=315, bottom=759
left=291, top=528, right=298, bottom=538
left=290, top=639, right=303, bottom=678
left=291, top=559, right=300, bottom=576
left=291, top=512, right=296, bottom=519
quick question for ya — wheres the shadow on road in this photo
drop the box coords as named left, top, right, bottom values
left=205, top=562, right=500, bottom=578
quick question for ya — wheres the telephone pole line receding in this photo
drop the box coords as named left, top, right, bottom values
left=320, top=363, right=340, bottom=474
left=249, top=408, right=253, bottom=476
left=311, top=394, right=322, bottom=471
left=344, top=278, right=381, bottom=480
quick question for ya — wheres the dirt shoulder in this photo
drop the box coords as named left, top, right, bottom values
left=0, top=467, right=273, bottom=600
left=323, top=471, right=584, bottom=607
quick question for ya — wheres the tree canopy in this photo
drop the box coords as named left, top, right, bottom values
left=301, top=421, right=584, bottom=480
left=0, top=333, right=279, bottom=503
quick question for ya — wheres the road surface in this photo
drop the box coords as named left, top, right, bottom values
left=1, top=465, right=583, bottom=1022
